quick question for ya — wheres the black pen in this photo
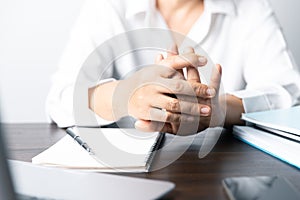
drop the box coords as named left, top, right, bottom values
left=66, top=128, right=94, bottom=154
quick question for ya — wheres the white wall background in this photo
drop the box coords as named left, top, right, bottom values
left=0, top=0, right=84, bottom=122
left=0, top=0, right=299, bottom=123
left=269, top=0, right=300, bottom=70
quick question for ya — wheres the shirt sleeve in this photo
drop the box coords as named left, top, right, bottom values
left=231, top=1, right=300, bottom=113
left=46, top=0, right=123, bottom=127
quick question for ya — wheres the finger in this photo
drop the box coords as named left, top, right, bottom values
left=209, top=64, right=222, bottom=93
left=155, top=54, right=164, bottom=64
left=176, top=94, right=212, bottom=105
left=157, top=79, right=216, bottom=98
left=160, top=122, right=176, bottom=134
left=183, top=47, right=201, bottom=82
left=160, top=53, right=207, bottom=70
left=139, top=63, right=184, bottom=80
left=183, top=47, right=201, bottom=83
left=146, top=107, right=196, bottom=123
left=167, top=44, right=184, bottom=77
left=167, top=43, right=178, bottom=57
left=135, top=120, right=201, bottom=135
left=135, top=120, right=175, bottom=134
left=151, top=95, right=211, bottom=116
left=187, top=66, right=201, bottom=83
left=135, top=120, right=164, bottom=132
left=155, top=66, right=185, bottom=80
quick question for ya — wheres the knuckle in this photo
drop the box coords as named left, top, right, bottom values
left=159, top=66, right=177, bottom=79
left=191, top=83, right=198, bottom=94
left=166, top=69, right=177, bottom=78
left=167, top=99, right=180, bottom=111
left=195, top=84, right=208, bottom=96
left=173, top=71, right=185, bottom=80
left=174, top=81, right=184, bottom=92
left=195, top=86, right=201, bottom=96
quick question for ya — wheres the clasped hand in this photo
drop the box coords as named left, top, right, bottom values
left=113, top=48, right=224, bottom=135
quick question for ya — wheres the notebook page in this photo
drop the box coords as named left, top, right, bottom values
left=76, top=128, right=159, bottom=169
left=32, top=128, right=160, bottom=172
left=32, top=135, right=102, bottom=168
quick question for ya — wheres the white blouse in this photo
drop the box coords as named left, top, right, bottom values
left=46, top=0, right=300, bottom=128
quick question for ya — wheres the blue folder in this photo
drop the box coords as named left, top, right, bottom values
left=241, top=106, right=300, bottom=136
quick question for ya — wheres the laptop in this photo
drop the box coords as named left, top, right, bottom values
left=0, top=123, right=38, bottom=200
left=0, top=123, right=175, bottom=200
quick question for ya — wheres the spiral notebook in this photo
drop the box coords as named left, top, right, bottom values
left=32, top=128, right=165, bottom=172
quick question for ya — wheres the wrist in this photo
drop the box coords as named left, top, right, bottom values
left=220, top=94, right=245, bottom=127
left=88, top=80, right=121, bottom=121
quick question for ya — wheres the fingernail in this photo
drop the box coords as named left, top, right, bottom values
left=200, top=107, right=210, bottom=114
left=198, top=56, right=207, bottom=65
left=206, top=88, right=216, bottom=97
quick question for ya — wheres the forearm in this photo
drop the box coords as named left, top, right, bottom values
left=88, top=81, right=120, bottom=121
left=221, top=94, right=245, bottom=128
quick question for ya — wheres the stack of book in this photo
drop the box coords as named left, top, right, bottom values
left=233, top=106, right=300, bottom=169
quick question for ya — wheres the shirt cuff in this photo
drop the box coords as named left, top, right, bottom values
left=229, top=84, right=292, bottom=113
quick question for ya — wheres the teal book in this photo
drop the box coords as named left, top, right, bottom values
left=241, top=106, right=300, bottom=136
left=233, top=126, right=300, bottom=169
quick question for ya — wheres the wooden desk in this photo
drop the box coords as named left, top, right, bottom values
left=3, top=123, right=300, bottom=200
